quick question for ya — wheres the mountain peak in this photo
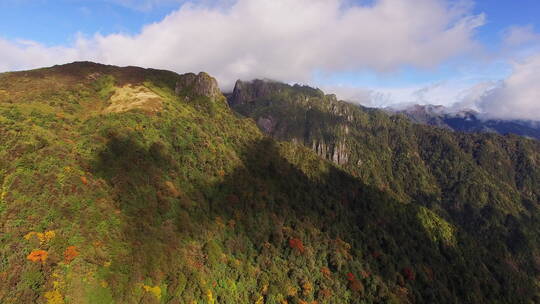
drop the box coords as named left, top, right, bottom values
left=229, top=79, right=285, bottom=106
left=175, top=72, right=221, bottom=100
left=228, top=79, right=326, bottom=107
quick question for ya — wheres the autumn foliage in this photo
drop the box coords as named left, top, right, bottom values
left=346, top=273, right=364, bottom=294
left=321, top=267, right=331, bottom=278
left=142, top=284, right=162, bottom=301
left=301, top=279, right=313, bottom=297
left=289, top=238, right=305, bottom=254
left=318, top=288, right=332, bottom=299
left=164, top=181, right=181, bottom=197
left=64, top=246, right=79, bottom=263
left=27, top=250, right=48, bottom=264
left=24, top=230, right=55, bottom=245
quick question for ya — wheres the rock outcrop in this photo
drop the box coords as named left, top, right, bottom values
left=256, top=116, right=277, bottom=134
left=229, top=79, right=287, bottom=106
left=311, top=140, right=349, bottom=165
left=175, top=72, right=221, bottom=100
left=228, top=79, right=352, bottom=166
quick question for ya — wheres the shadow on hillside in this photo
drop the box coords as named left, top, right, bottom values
left=91, top=134, right=535, bottom=303
left=207, top=139, right=464, bottom=302
left=90, top=133, right=186, bottom=295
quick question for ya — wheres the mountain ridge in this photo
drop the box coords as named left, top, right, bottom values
left=385, top=104, right=540, bottom=140
left=0, top=62, right=539, bottom=303
left=227, top=78, right=540, bottom=201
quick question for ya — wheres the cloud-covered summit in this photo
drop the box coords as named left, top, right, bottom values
left=470, top=54, right=540, bottom=121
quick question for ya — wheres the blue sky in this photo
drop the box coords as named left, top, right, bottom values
left=2, top=1, right=538, bottom=49
left=0, top=0, right=539, bottom=119
left=0, top=1, right=174, bottom=45
left=473, top=0, right=539, bottom=46
left=318, top=0, right=540, bottom=87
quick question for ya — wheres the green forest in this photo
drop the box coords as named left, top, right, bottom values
left=0, top=62, right=538, bottom=303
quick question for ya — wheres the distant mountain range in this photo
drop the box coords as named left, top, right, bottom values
left=386, top=104, right=540, bottom=140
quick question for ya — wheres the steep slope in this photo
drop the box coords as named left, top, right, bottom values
left=229, top=79, right=540, bottom=203
left=0, top=63, right=539, bottom=304
left=229, top=79, right=540, bottom=301
left=387, top=104, right=540, bottom=140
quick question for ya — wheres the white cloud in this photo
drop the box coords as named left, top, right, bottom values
left=472, top=54, right=540, bottom=120
left=0, top=0, right=484, bottom=89
left=503, top=25, right=540, bottom=46
left=0, top=38, right=79, bottom=72
left=327, top=80, right=490, bottom=109
left=319, top=85, right=378, bottom=106
left=450, top=81, right=497, bottom=111
left=362, top=53, right=540, bottom=121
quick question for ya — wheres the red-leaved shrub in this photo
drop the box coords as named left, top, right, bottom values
left=289, top=238, right=305, bottom=254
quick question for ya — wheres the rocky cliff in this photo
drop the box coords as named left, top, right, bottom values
left=229, top=79, right=355, bottom=167
left=175, top=72, right=221, bottom=100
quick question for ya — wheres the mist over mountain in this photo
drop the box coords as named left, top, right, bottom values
left=385, top=104, right=540, bottom=140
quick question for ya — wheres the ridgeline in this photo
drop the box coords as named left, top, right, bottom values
left=0, top=63, right=538, bottom=303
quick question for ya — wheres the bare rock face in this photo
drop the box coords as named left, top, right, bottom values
left=311, top=140, right=349, bottom=165
left=175, top=72, right=221, bottom=100
left=228, top=79, right=352, bottom=166
left=331, top=141, right=349, bottom=165
left=229, top=79, right=285, bottom=106
left=256, top=116, right=276, bottom=134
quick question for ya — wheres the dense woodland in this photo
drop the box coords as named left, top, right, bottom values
left=0, top=62, right=538, bottom=303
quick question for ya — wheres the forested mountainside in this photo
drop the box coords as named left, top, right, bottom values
left=385, top=104, right=540, bottom=140
left=0, top=63, right=538, bottom=304
left=229, top=79, right=540, bottom=301
left=229, top=79, right=540, bottom=203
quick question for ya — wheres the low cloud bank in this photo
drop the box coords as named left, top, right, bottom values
left=470, top=54, right=540, bottom=121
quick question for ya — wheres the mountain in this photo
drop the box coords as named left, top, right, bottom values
left=0, top=64, right=539, bottom=304
left=387, top=104, right=540, bottom=140
left=229, top=78, right=540, bottom=302
left=228, top=79, right=540, bottom=201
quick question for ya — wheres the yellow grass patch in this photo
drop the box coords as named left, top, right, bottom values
left=0, top=89, right=8, bottom=102
left=44, top=290, right=64, bottom=304
left=104, top=85, right=163, bottom=114
left=142, top=284, right=161, bottom=300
